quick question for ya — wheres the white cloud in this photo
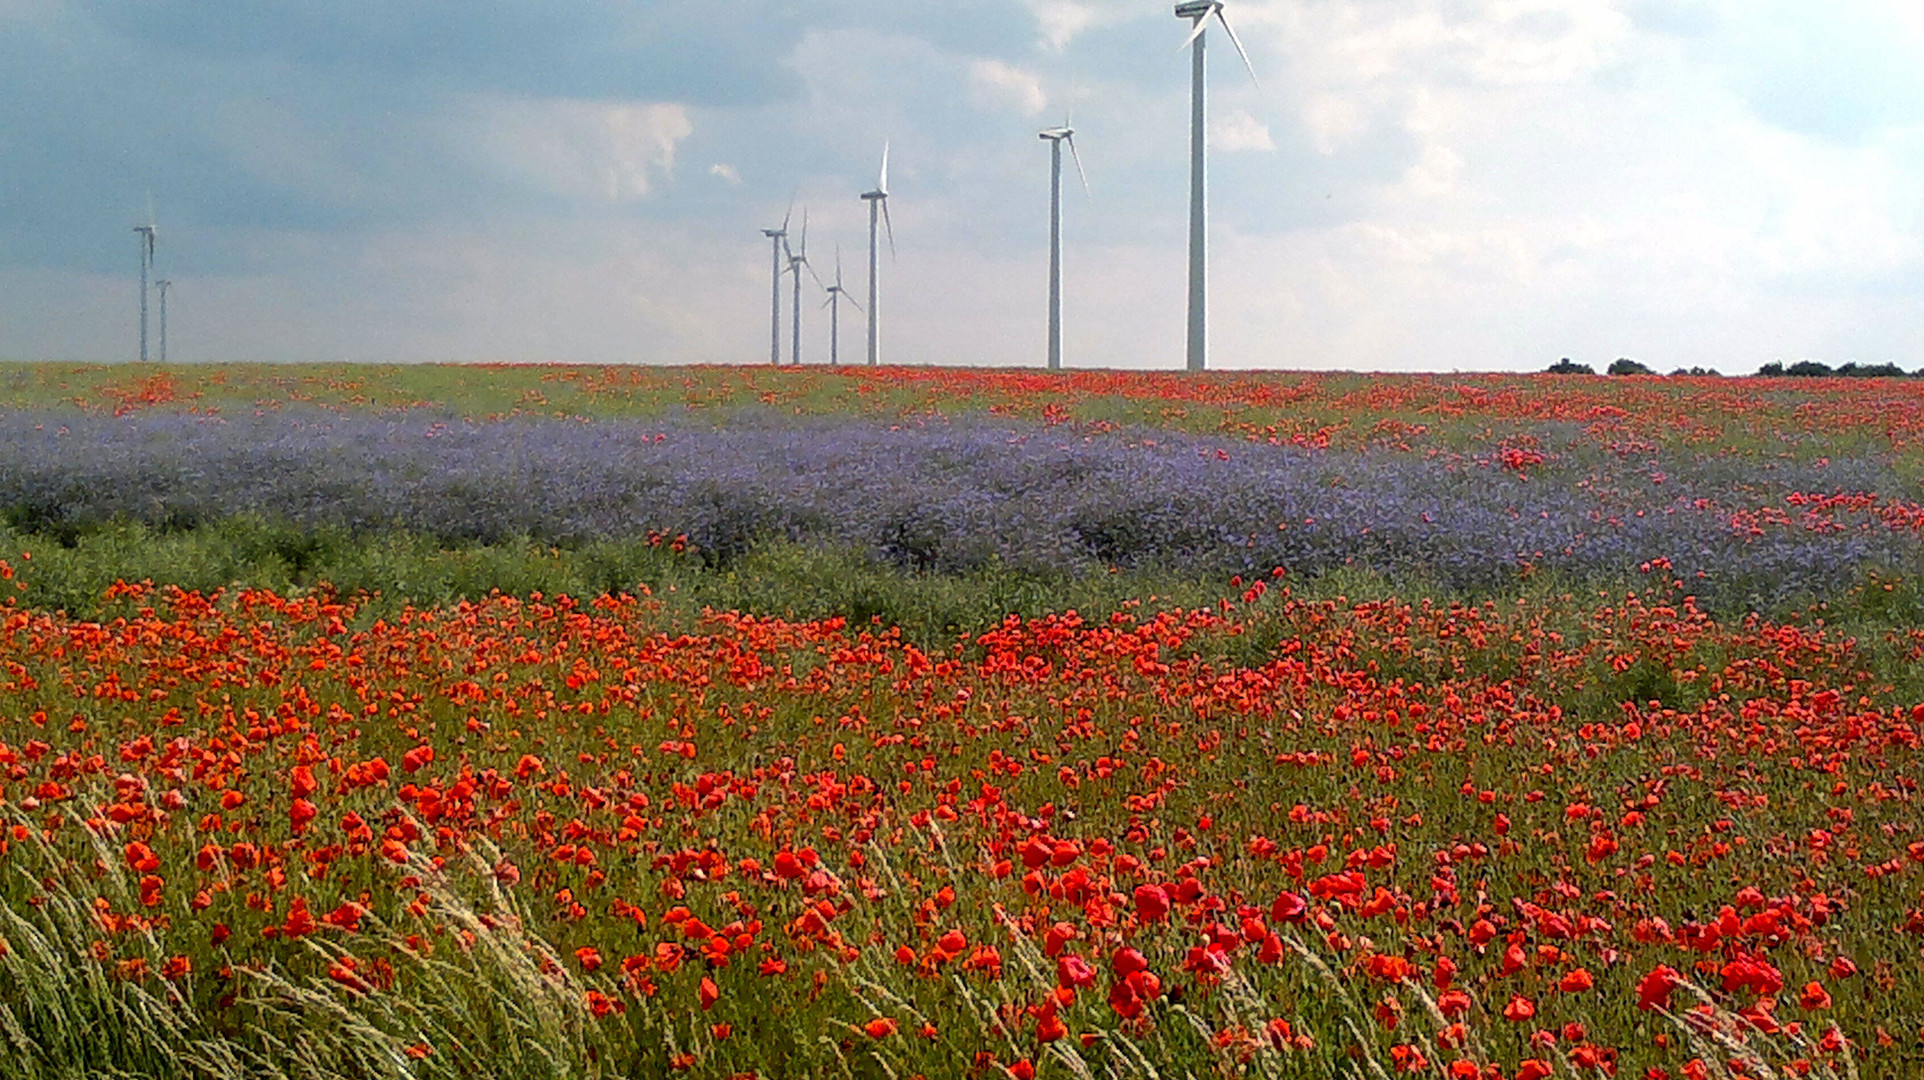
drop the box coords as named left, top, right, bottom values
left=1301, top=93, right=1368, bottom=154
left=1397, top=143, right=1463, bottom=197
left=475, top=99, right=693, bottom=202
left=709, top=163, right=743, bottom=185
left=1022, top=0, right=1138, bottom=50
left=1029, top=1, right=1100, bottom=51
left=967, top=59, right=1048, bottom=117
left=1210, top=109, right=1275, bottom=152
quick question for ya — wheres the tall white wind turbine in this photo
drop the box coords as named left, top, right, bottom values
left=1038, top=125, right=1089, bottom=370
left=785, top=209, right=825, bottom=365
left=156, top=279, right=172, bottom=364
left=860, top=143, right=894, bottom=366
left=133, top=214, right=158, bottom=363
left=1175, top=1, right=1258, bottom=371
left=822, top=245, right=861, bottom=366
left=761, top=204, right=791, bottom=365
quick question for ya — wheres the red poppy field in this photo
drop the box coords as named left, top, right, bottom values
left=2, top=365, right=1923, bottom=1080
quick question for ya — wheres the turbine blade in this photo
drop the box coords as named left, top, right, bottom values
left=1066, top=134, right=1091, bottom=196
left=1177, top=12, right=1208, bottom=53
left=1215, top=8, right=1260, bottom=86
left=878, top=141, right=890, bottom=196
left=807, top=260, right=828, bottom=290
left=782, top=192, right=794, bottom=233
left=881, top=199, right=896, bottom=259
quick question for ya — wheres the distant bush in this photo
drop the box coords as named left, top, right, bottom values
left=1606, top=358, right=1654, bottom=376
left=1668, top=367, right=1721, bottom=377
left=1756, top=360, right=1907, bottom=378
left=1835, top=362, right=1908, bottom=378
left=1545, top=358, right=1594, bottom=374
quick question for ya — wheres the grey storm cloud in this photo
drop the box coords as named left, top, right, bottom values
left=79, top=1, right=809, bottom=107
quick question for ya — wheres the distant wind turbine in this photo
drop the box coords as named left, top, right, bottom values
left=1175, top=0, right=1259, bottom=371
left=822, top=245, right=862, bottom=366
left=133, top=212, right=158, bottom=363
left=860, top=143, right=894, bottom=366
left=761, top=203, right=791, bottom=365
left=156, top=279, right=172, bottom=364
left=785, top=209, right=825, bottom=365
left=1038, top=124, right=1089, bottom=371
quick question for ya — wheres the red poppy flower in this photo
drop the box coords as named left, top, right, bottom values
left=1558, top=968, right=1594, bottom=993
left=1057, top=955, right=1096, bottom=989
left=1637, top=965, right=1681, bottom=1011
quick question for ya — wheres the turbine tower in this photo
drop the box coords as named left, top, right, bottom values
left=760, top=206, right=791, bottom=365
left=1038, top=125, right=1088, bottom=371
left=785, top=209, right=824, bottom=366
left=156, top=279, right=172, bottom=364
left=1174, top=1, right=1258, bottom=371
left=860, top=143, right=894, bottom=366
left=133, top=218, right=158, bottom=363
left=822, top=245, right=862, bottom=366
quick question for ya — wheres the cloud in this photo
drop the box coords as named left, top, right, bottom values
left=968, top=59, right=1049, bottom=116
left=79, top=0, right=808, bottom=107
left=474, top=100, right=694, bottom=202
left=1210, top=109, right=1275, bottom=152
left=709, top=163, right=743, bottom=185
left=1397, top=143, right=1462, bottom=197
left=1026, top=1, right=1107, bottom=50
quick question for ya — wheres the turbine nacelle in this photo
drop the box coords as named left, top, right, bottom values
left=1175, top=0, right=1259, bottom=86
left=1038, top=125, right=1090, bottom=195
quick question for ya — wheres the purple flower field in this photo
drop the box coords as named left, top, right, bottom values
left=3, top=409, right=1917, bottom=612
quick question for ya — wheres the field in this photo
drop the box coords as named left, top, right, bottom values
left=2, top=363, right=1924, bottom=1080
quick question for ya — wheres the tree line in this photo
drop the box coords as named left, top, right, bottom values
left=1545, top=357, right=1912, bottom=378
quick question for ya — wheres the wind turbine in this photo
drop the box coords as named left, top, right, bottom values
left=155, top=280, right=172, bottom=364
left=784, top=209, right=825, bottom=365
left=1174, top=1, right=1258, bottom=371
left=860, top=143, right=894, bottom=366
left=760, top=205, right=791, bottom=365
left=822, top=245, right=862, bottom=366
left=1038, top=124, right=1089, bottom=371
left=133, top=213, right=158, bottom=363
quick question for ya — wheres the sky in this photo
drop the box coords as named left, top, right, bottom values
left=3, top=0, right=1923, bottom=372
